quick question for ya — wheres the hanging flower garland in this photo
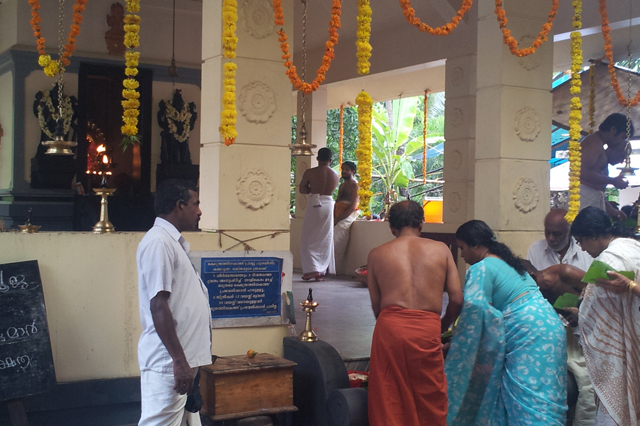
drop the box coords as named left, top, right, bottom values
left=220, top=0, right=238, bottom=146
left=356, top=0, right=372, bottom=75
left=565, top=0, right=583, bottom=224
left=273, top=0, right=342, bottom=94
left=495, top=0, right=559, bottom=57
left=29, top=0, right=88, bottom=77
left=36, top=90, right=74, bottom=139
left=339, top=104, right=344, bottom=166
left=598, top=0, right=640, bottom=108
left=356, top=91, right=373, bottom=216
left=120, top=0, right=141, bottom=149
left=588, top=64, right=596, bottom=134
left=400, top=0, right=472, bottom=35
left=422, top=90, right=429, bottom=183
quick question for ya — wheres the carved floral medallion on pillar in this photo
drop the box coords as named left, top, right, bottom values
left=451, top=67, right=464, bottom=87
left=512, top=178, right=539, bottom=213
left=450, top=108, right=464, bottom=128
left=238, top=82, right=277, bottom=123
left=517, top=36, right=541, bottom=71
left=241, top=0, right=276, bottom=39
left=236, top=169, right=274, bottom=210
left=449, top=149, right=463, bottom=171
left=514, top=106, right=541, bottom=142
left=449, top=192, right=462, bottom=213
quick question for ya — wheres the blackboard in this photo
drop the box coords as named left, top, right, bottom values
left=201, top=257, right=282, bottom=319
left=0, top=260, right=56, bottom=401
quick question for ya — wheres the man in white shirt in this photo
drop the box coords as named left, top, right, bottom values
left=527, top=208, right=594, bottom=426
left=137, top=179, right=212, bottom=426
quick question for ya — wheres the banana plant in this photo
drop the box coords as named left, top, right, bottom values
left=370, top=98, right=426, bottom=196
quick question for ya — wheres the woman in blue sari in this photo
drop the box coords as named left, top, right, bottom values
left=445, top=220, right=567, bottom=425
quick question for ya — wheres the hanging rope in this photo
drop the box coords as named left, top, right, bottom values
left=422, top=90, right=429, bottom=184
left=339, top=104, right=344, bottom=166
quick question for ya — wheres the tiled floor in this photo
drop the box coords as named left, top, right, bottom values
left=291, top=272, right=375, bottom=361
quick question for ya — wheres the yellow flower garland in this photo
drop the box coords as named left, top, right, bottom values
left=356, top=0, right=372, bottom=75
left=356, top=91, right=373, bottom=216
left=588, top=64, right=595, bottom=134
left=219, top=0, right=238, bottom=146
left=120, top=0, right=141, bottom=149
left=565, top=0, right=582, bottom=224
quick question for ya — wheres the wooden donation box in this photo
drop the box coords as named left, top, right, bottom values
left=200, top=353, right=297, bottom=420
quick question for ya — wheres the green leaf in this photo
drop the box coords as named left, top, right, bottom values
left=120, top=135, right=140, bottom=152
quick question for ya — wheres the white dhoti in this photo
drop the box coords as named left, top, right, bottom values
left=300, top=194, right=335, bottom=275
left=139, top=370, right=202, bottom=426
left=334, top=209, right=359, bottom=273
left=566, top=326, right=595, bottom=426
left=579, top=185, right=606, bottom=211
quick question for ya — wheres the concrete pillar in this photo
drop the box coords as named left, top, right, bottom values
left=199, top=0, right=294, bottom=241
left=443, top=53, right=477, bottom=225
left=474, top=0, right=553, bottom=255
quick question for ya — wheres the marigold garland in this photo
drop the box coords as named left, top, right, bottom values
left=356, top=0, right=372, bottom=75
left=220, top=0, right=238, bottom=146
left=495, top=0, right=559, bottom=57
left=273, top=0, right=341, bottom=94
left=422, top=90, right=429, bottom=184
left=598, top=0, right=640, bottom=108
left=400, top=0, right=472, bottom=35
left=120, top=0, right=141, bottom=149
left=339, top=104, right=344, bottom=166
left=356, top=91, right=373, bottom=216
left=588, top=64, right=596, bottom=134
left=29, top=0, right=88, bottom=77
left=565, top=0, right=583, bottom=224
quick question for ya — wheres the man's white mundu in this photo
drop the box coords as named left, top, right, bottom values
left=301, top=194, right=336, bottom=275
left=579, top=238, right=640, bottom=426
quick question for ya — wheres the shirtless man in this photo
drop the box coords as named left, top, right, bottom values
left=333, top=161, right=359, bottom=271
left=299, top=148, right=340, bottom=281
left=580, top=113, right=634, bottom=220
left=366, top=200, right=463, bottom=426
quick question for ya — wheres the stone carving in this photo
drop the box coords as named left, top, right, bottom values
left=236, top=169, right=274, bottom=210
left=450, top=107, right=463, bottom=128
left=238, top=81, right=277, bottom=123
left=297, top=194, right=307, bottom=211
left=514, top=106, right=541, bottom=142
left=513, top=178, right=539, bottom=213
left=105, top=3, right=126, bottom=55
left=242, top=0, right=275, bottom=39
left=449, top=192, right=462, bottom=213
left=449, top=149, right=463, bottom=171
left=518, top=36, right=541, bottom=71
left=451, top=66, right=464, bottom=87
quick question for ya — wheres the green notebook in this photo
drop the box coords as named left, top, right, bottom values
left=553, top=293, right=580, bottom=309
left=581, top=260, right=635, bottom=284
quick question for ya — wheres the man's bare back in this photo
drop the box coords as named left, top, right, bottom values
left=368, top=236, right=459, bottom=319
left=336, top=179, right=358, bottom=203
left=299, top=165, right=339, bottom=196
left=580, top=130, right=628, bottom=192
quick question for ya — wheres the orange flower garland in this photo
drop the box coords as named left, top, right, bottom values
left=495, top=0, right=559, bottom=57
left=273, top=0, right=342, bottom=94
left=339, top=104, right=344, bottom=166
left=598, top=0, right=640, bottom=108
left=29, top=0, right=88, bottom=76
left=400, top=0, right=472, bottom=35
left=422, top=90, right=429, bottom=183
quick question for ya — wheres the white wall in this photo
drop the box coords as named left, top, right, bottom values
left=0, top=0, right=18, bottom=54
left=0, top=231, right=289, bottom=382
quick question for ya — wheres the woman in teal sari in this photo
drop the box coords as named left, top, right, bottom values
left=445, top=220, right=567, bottom=425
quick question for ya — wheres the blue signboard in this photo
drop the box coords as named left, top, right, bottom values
left=201, top=257, right=282, bottom=319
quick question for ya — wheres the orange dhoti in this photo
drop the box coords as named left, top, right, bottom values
left=368, top=306, right=447, bottom=426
